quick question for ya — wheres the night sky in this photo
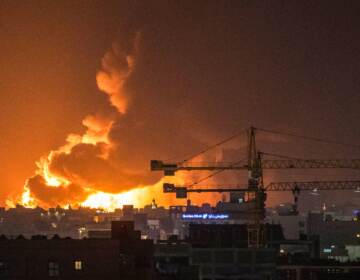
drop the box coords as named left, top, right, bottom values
left=1, top=1, right=360, bottom=208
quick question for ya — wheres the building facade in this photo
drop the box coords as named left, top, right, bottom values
left=0, top=221, right=153, bottom=280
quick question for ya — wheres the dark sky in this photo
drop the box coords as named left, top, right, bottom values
left=1, top=0, right=360, bottom=207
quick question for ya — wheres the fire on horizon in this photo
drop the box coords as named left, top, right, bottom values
left=5, top=34, right=189, bottom=211
left=1, top=1, right=360, bottom=211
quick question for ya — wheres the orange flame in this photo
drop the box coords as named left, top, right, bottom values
left=21, top=186, right=36, bottom=208
left=36, top=156, right=70, bottom=187
left=11, top=36, right=171, bottom=211
left=12, top=34, right=216, bottom=211
left=82, top=187, right=148, bottom=211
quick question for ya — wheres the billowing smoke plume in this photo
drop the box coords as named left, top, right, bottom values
left=8, top=33, right=169, bottom=209
left=9, top=33, right=250, bottom=210
left=96, top=34, right=140, bottom=114
left=25, top=176, right=88, bottom=207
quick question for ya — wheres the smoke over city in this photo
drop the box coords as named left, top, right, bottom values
left=2, top=1, right=360, bottom=211
left=4, top=32, right=222, bottom=210
left=5, top=34, right=158, bottom=209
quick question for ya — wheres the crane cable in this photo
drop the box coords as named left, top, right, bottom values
left=260, top=151, right=302, bottom=160
left=181, top=127, right=360, bottom=188
left=256, top=127, right=360, bottom=150
left=189, top=159, right=245, bottom=188
left=179, top=128, right=247, bottom=164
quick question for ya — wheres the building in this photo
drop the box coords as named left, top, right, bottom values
left=267, top=210, right=306, bottom=240
left=0, top=221, right=154, bottom=280
left=187, top=224, right=282, bottom=280
left=155, top=239, right=198, bottom=280
left=307, top=212, right=360, bottom=259
left=276, top=261, right=360, bottom=280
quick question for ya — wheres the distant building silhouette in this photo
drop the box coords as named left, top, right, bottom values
left=0, top=221, right=153, bottom=280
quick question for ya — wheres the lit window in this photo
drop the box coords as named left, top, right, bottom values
left=74, top=260, right=83, bottom=270
left=48, top=261, right=60, bottom=277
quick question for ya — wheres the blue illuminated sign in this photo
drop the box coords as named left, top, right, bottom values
left=181, top=213, right=229, bottom=220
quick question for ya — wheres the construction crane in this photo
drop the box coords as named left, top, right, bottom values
left=150, top=127, right=360, bottom=247
left=151, top=157, right=360, bottom=174
left=161, top=180, right=360, bottom=215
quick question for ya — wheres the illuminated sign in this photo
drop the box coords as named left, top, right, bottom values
left=181, top=213, right=229, bottom=220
